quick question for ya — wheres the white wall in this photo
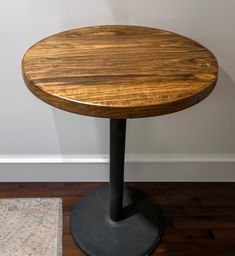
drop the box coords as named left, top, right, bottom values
left=0, top=0, right=235, bottom=181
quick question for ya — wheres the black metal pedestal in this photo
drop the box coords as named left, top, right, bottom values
left=71, top=119, right=162, bottom=256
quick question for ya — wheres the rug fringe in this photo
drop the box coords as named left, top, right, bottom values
left=57, top=198, right=63, bottom=256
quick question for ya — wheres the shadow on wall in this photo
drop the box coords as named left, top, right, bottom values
left=104, top=0, right=129, bottom=23
left=51, top=68, right=235, bottom=157
left=52, top=110, right=109, bottom=155
left=127, top=67, right=235, bottom=155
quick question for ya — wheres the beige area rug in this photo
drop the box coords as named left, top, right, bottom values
left=0, top=198, right=62, bottom=256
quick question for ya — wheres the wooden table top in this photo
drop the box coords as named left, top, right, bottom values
left=22, top=25, right=218, bottom=119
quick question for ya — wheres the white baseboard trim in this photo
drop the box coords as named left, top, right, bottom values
left=0, top=154, right=235, bottom=182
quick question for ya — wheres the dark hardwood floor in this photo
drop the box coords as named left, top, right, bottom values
left=0, top=183, right=234, bottom=255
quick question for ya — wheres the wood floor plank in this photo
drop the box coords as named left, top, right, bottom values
left=184, top=206, right=235, bottom=216
left=153, top=241, right=235, bottom=255
left=173, top=216, right=235, bottom=228
left=212, top=228, right=235, bottom=241
left=162, top=228, right=214, bottom=242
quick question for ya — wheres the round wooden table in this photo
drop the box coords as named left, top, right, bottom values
left=22, top=25, right=218, bottom=256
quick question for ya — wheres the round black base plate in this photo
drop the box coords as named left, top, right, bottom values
left=71, top=185, right=162, bottom=256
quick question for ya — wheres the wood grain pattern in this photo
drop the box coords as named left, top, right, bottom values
left=0, top=182, right=234, bottom=256
left=22, top=25, right=218, bottom=118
